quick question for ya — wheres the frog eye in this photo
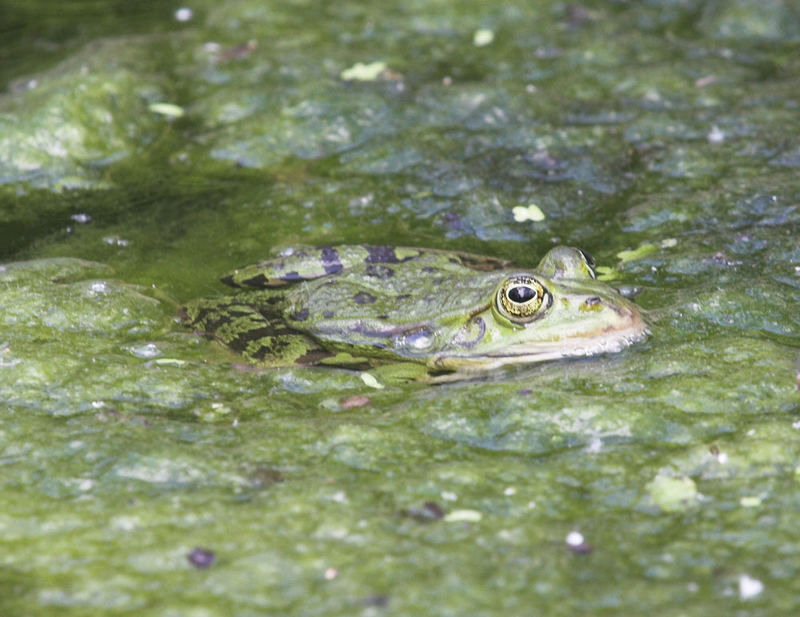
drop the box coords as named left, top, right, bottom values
left=496, top=275, right=551, bottom=323
left=536, top=246, right=596, bottom=281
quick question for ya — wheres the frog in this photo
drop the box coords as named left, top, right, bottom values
left=183, top=245, right=647, bottom=381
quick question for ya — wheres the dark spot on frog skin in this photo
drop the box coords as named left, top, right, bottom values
left=365, top=245, right=418, bottom=264
left=353, top=292, right=376, bottom=304
left=289, top=308, right=310, bottom=321
left=320, top=246, right=343, bottom=275
left=296, top=350, right=335, bottom=366
left=365, top=245, right=399, bottom=263
left=584, top=296, right=601, bottom=307
left=233, top=273, right=272, bottom=288
left=227, top=327, right=276, bottom=354
left=281, top=271, right=303, bottom=282
left=396, top=294, right=411, bottom=301
left=323, top=310, right=335, bottom=318
left=366, top=264, right=395, bottom=278
left=249, top=338, right=291, bottom=361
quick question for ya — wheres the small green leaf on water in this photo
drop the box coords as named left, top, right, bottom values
left=444, top=509, right=482, bottom=522
left=660, top=238, right=677, bottom=248
left=473, top=29, right=495, bottom=47
left=360, top=372, right=385, bottom=389
left=340, top=61, right=387, bottom=81
left=147, top=102, right=185, bottom=118
left=646, top=474, right=698, bottom=512
left=617, top=243, right=657, bottom=262
left=512, top=204, right=545, bottom=222
left=740, top=496, right=762, bottom=507
left=595, top=266, right=619, bottom=281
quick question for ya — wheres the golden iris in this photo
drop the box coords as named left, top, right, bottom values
left=497, top=275, right=549, bottom=322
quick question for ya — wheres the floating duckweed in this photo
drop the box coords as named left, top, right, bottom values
left=646, top=474, right=698, bottom=512
left=340, top=61, right=387, bottom=82
left=512, top=204, right=545, bottom=222
left=444, top=509, right=482, bottom=522
left=147, top=102, right=185, bottom=118
left=594, top=266, right=619, bottom=281
left=740, top=496, right=762, bottom=507
left=617, top=243, right=657, bottom=262
left=359, top=372, right=385, bottom=389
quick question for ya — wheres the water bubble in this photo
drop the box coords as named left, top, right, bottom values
left=130, top=343, right=162, bottom=359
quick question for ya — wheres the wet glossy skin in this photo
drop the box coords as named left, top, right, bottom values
left=184, top=245, right=647, bottom=379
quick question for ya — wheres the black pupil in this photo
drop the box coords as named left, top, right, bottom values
left=508, top=285, right=536, bottom=303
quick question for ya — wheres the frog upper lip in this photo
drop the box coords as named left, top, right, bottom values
left=432, top=313, right=647, bottom=368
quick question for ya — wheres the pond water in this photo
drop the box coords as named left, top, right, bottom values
left=1, top=1, right=799, bottom=615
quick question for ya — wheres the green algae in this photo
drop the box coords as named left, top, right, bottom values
left=1, top=0, right=800, bottom=615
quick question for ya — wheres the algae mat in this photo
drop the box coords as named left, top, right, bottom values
left=1, top=1, right=799, bottom=615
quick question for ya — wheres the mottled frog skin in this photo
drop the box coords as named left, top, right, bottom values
left=184, top=245, right=646, bottom=380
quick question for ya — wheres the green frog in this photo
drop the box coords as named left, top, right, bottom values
left=183, top=245, right=646, bottom=381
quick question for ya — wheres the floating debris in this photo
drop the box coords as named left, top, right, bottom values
left=473, top=29, right=495, bottom=47
left=174, top=7, right=193, bottom=22
left=324, top=567, right=338, bottom=580
left=565, top=530, right=593, bottom=554
left=339, top=394, right=371, bottom=409
left=708, top=125, right=725, bottom=144
left=738, top=574, right=764, bottom=600
left=187, top=547, right=215, bottom=569
left=405, top=501, right=445, bottom=522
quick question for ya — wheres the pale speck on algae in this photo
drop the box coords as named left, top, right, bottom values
left=566, top=530, right=593, bottom=554
left=738, top=574, right=764, bottom=600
